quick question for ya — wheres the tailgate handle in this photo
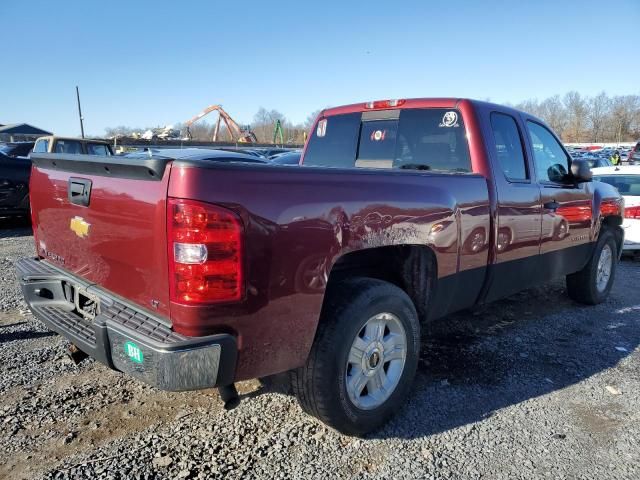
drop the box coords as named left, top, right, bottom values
left=68, top=178, right=92, bottom=207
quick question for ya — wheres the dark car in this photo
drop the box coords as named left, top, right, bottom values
left=0, top=142, right=35, bottom=158
left=0, top=147, right=32, bottom=217
left=268, top=151, right=301, bottom=165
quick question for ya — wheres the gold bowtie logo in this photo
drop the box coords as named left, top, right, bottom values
left=70, top=216, right=90, bottom=238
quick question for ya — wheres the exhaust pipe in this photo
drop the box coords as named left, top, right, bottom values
left=218, top=384, right=240, bottom=411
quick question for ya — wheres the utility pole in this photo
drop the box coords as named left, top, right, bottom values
left=76, top=86, right=85, bottom=138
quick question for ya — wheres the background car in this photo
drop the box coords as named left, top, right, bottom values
left=592, top=165, right=640, bottom=255
left=0, top=145, right=32, bottom=217
left=583, top=157, right=612, bottom=168
left=629, top=142, right=640, bottom=165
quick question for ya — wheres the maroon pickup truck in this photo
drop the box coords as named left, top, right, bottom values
left=17, top=98, right=624, bottom=435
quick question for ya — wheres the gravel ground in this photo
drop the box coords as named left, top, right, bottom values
left=1, top=217, right=639, bottom=479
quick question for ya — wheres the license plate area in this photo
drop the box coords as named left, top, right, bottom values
left=74, top=287, right=101, bottom=320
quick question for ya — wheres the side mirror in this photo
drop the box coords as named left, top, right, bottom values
left=570, top=159, right=592, bottom=182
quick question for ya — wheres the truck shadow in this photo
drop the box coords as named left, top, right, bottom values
left=0, top=216, right=31, bottom=238
left=0, top=329, right=57, bottom=344
left=370, top=262, right=640, bottom=440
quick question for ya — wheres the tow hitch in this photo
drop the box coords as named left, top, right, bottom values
left=218, top=384, right=240, bottom=411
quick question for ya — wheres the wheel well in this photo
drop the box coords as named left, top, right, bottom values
left=602, top=216, right=623, bottom=255
left=326, top=245, right=437, bottom=323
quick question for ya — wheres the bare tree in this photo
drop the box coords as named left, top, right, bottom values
left=587, top=92, right=610, bottom=143
left=539, top=95, right=567, bottom=137
left=564, top=91, right=588, bottom=142
left=304, top=110, right=323, bottom=130
left=609, top=95, right=640, bottom=144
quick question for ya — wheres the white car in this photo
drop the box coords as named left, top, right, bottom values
left=592, top=166, right=640, bottom=253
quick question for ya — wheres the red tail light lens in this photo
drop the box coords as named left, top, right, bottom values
left=601, top=199, right=622, bottom=216
left=625, top=206, right=640, bottom=219
left=168, top=198, right=243, bottom=304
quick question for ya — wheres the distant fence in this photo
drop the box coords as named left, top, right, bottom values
left=564, top=142, right=636, bottom=148
left=112, top=138, right=303, bottom=151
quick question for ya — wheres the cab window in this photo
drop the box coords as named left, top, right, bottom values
left=86, top=143, right=110, bottom=156
left=33, top=139, right=49, bottom=153
left=526, top=121, right=570, bottom=183
left=303, top=108, right=472, bottom=173
left=490, top=113, right=528, bottom=181
left=54, top=140, right=83, bottom=154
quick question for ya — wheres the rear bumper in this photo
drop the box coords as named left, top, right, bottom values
left=16, top=257, right=237, bottom=391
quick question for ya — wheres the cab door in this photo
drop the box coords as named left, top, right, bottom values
left=525, top=120, right=593, bottom=279
left=484, top=111, right=543, bottom=302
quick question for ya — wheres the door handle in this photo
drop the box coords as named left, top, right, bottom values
left=544, top=200, right=560, bottom=211
left=68, top=178, right=92, bottom=207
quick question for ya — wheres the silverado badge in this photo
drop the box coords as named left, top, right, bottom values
left=70, top=216, right=91, bottom=238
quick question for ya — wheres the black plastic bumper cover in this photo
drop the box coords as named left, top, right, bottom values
left=16, top=257, right=237, bottom=391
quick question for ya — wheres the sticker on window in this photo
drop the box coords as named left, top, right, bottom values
left=439, top=111, right=459, bottom=128
left=370, top=129, right=387, bottom=142
left=317, top=119, right=327, bottom=137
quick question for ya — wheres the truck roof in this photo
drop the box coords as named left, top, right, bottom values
left=37, top=135, right=111, bottom=145
left=321, top=97, right=535, bottom=121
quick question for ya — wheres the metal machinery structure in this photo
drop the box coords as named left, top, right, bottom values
left=273, top=119, right=284, bottom=145
left=184, top=105, right=257, bottom=143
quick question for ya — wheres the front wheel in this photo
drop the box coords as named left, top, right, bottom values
left=566, top=229, right=617, bottom=304
left=291, top=278, right=420, bottom=436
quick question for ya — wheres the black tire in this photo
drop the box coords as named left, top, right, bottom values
left=566, top=229, right=617, bottom=305
left=291, top=277, right=420, bottom=436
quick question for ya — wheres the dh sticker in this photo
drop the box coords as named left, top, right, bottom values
left=439, top=111, right=459, bottom=128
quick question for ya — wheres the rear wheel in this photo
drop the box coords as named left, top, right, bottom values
left=291, top=278, right=420, bottom=436
left=566, top=229, right=617, bottom=304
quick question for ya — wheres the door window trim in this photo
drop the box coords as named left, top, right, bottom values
left=489, top=111, right=531, bottom=184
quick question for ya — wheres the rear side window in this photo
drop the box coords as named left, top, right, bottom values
left=54, top=140, right=83, bottom=154
left=33, top=139, right=49, bottom=153
left=490, top=113, right=528, bottom=181
left=302, top=113, right=360, bottom=168
left=393, top=109, right=471, bottom=172
left=304, top=108, right=472, bottom=173
left=86, top=143, right=110, bottom=156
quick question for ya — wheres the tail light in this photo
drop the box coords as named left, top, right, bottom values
left=601, top=199, right=622, bottom=216
left=168, top=198, right=244, bottom=304
left=364, top=99, right=406, bottom=109
left=625, top=206, right=640, bottom=219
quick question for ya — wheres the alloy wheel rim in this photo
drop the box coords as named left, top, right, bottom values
left=596, top=244, right=613, bottom=292
left=345, top=312, right=407, bottom=410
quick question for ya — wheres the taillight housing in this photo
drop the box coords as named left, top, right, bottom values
left=600, top=199, right=622, bottom=217
left=364, top=99, right=406, bottom=109
left=625, top=206, right=640, bottom=219
left=168, top=198, right=244, bottom=304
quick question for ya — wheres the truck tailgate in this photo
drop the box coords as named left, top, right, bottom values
left=29, top=153, right=173, bottom=318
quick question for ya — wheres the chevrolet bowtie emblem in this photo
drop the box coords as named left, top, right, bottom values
left=70, top=216, right=90, bottom=238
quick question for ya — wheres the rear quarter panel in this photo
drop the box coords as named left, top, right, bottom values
left=168, top=162, right=490, bottom=380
